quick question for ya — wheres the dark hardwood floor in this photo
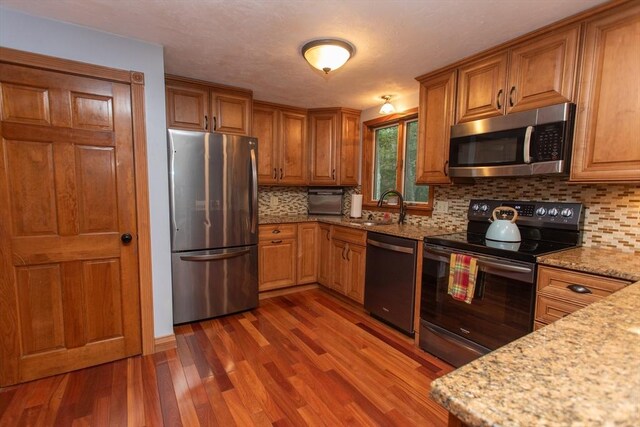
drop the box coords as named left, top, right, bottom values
left=0, top=288, right=453, bottom=426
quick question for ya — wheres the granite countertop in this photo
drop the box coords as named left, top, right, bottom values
left=538, top=247, right=640, bottom=282
left=430, top=280, right=640, bottom=427
left=258, top=215, right=450, bottom=240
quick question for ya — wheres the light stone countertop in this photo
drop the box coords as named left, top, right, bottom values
left=430, top=280, right=640, bottom=427
left=537, top=246, right=640, bottom=282
left=258, top=214, right=450, bottom=240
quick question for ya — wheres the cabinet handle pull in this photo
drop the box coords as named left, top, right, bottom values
left=496, top=89, right=503, bottom=109
left=346, top=245, right=351, bottom=261
left=332, top=169, right=336, bottom=180
left=280, top=168, right=283, bottom=179
left=444, top=160, right=449, bottom=177
left=272, top=229, right=280, bottom=234
left=326, top=231, right=331, bottom=241
left=567, top=284, right=592, bottom=294
left=273, top=168, right=277, bottom=179
left=271, top=240, right=283, bottom=244
left=213, top=116, right=217, bottom=131
left=205, top=115, right=208, bottom=130
left=509, top=86, right=516, bottom=107
left=341, top=245, right=347, bottom=260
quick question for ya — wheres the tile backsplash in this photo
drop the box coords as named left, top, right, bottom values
left=259, top=177, right=640, bottom=253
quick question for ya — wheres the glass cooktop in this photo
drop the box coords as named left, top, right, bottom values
left=424, top=231, right=577, bottom=263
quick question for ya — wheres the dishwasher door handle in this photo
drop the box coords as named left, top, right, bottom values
left=367, top=239, right=414, bottom=254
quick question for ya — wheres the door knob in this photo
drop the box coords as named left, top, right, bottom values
left=121, top=233, right=133, bottom=244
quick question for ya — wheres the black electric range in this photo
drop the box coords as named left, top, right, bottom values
left=425, top=199, right=584, bottom=262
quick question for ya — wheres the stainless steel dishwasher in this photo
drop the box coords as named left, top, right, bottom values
left=364, top=232, right=418, bottom=336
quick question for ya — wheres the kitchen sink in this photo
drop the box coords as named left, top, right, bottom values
left=350, top=220, right=393, bottom=226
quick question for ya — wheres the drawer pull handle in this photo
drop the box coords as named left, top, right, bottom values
left=272, top=229, right=281, bottom=234
left=567, top=284, right=592, bottom=294
left=271, top=240, right=283, bottom=244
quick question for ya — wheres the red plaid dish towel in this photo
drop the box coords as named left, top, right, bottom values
left=448, top=253, right=478, bottom=304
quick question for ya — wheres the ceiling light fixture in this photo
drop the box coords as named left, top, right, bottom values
left=379, top=95, right=396, bottom=114
left=301, top=39, right=354, bottom=74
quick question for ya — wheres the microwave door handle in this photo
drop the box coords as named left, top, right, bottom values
left=523, top=125, right=533, bottom=164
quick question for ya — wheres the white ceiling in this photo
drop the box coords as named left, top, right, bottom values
left=1, top=0, right=606, bottom=110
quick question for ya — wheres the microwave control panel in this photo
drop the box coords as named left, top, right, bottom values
left=533, top=122, right=566, bottom=161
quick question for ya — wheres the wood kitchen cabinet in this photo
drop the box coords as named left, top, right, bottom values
left=415, top=69, right=456, bottom=185
left=297, top=223, right=318, bottom=285
left=318, top=223, right=333, bottom=286
left=330, top=226, right=366, bottom=304
left=252, top=101, right=308, bottom=185
left=456, top=24, right=580, bottom=123
left=258, top=224, right=297, bottom=291
left=308, top=108, right=361, bottom=186
left=165, top=76, right=252, bottom=136
left=535, top=265, right=629, bottom=326
left=570, top=2, right=640, bottom=183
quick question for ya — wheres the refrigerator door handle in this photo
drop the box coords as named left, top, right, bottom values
left=250, top=146, right=258, bottom=234
left=180, top=248, right=250, bottom=262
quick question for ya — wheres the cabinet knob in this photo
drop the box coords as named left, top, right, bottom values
left=280, top=168, right=283, bottom=180
left=332, top=169, right=336, bottom=180
left=273, top=168, right=277, bottom=179
left=444, top=160, right=449, bottom=177
left=121, top=233, right=133, bottom=244
left=509, top=86, right=516, bottom=107
left=271, top=239, right=283, bottom=244
left=204, top=115, right=208, bottom=130
left=213, top=116, right=217, bottom=131
left=567, top=284, right=592, bottom=294
left=496, top=89, right=503, bottom=109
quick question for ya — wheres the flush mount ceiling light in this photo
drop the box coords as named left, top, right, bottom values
left=301, top=39, right=354, bottom=74
left=379, top=95, right=396, bottom=114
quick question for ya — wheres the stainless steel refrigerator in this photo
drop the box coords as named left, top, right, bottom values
left=168, top=129, right=258, bottom=324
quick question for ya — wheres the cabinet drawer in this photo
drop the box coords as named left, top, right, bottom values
left=259, top=224, right=297, bottom=240
left=537, top=266, right=628, bottom=305
left=535, top=294, right=585, bottom=324
left=332, top=225, right=366, bottom=246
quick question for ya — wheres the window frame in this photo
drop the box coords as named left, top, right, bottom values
left=362, top=108, right=434, bottom=215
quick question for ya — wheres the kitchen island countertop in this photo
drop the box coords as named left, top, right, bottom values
left=430, top=279, right=640, bottom=427
left=259, top=215, right=450, bottom=240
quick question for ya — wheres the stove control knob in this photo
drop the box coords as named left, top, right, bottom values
left=480, top=204, right=489, bottom=212
left=471, top=203, right=480, bottom=212
left=548, top=207, right=559, bottom=217
left=536, top=207, right=547, bottom=216
left=561, top=208, right=573, bottom=218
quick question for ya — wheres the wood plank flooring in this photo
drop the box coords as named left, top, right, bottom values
left=0, top=288, right=453, bottom=426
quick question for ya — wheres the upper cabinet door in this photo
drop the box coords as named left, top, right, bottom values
left=571, top=3, right=640, bottom=182
left=252, top=104, right=279, bottom=184
left=166, top=83, right=209, bottom=130
left=309, top=111, right=338, bottom=185
left=211, top=90, right=252, bottom=136
left=456, top=52, right=508, bottom=123
left=340, top=112, right=361, bottom=186
left=279, top=109, right=308, bottom=185
left=507, top=25, right=580, bottom=114
left=416, top=69, right=457, bottom=185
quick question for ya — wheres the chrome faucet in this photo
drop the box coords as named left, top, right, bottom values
left=377, top=190, right=406, bottom=224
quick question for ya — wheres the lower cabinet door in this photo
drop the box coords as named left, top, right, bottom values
left=258, top=238, right=297, bottom=291
left=318, top=224, right=332, bottom=286
left=331, top=239, right=349, bottom=294
left=345, top=244, right=366, bottom=304
left=297, top=223, right=318, bottom=284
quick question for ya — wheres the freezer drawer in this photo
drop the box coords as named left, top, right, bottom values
left=171, top=245, right=258, bottom=324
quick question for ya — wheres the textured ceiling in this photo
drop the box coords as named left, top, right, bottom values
left=1, top=0, right=606, bottom=110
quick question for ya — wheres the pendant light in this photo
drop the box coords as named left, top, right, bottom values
left=301, top=39, right=354, bottom=74
left=379, top=95, right=396, bottom=114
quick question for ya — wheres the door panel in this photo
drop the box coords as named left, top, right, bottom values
left=5, top=140, right=57, bottom=236
left=76, top=146, right=118, bottom=233
left=456, top=53, right=507, bottom=123
left=0, top=63, right=141, bottom=386
left=309, top=112, right=337, bottom=185
left=16, top=264, right=65, bottom=355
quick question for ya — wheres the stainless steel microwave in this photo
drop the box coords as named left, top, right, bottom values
left=448, top=103, right=576, bottom=178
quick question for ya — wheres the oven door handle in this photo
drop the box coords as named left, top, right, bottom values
left=424, top=248, right=532, bottom=274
